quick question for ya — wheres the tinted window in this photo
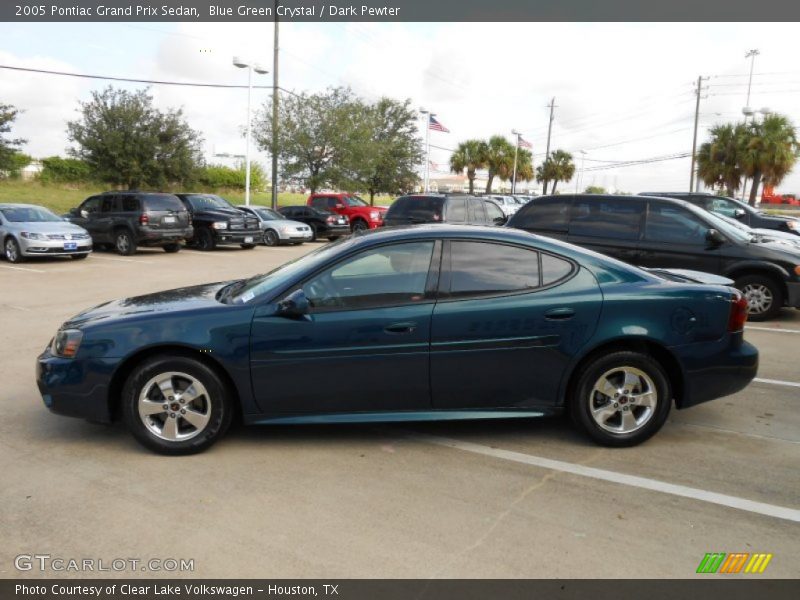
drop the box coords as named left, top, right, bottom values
left=449, top=242, right=540, bottom=297
left=387, top=197, right=445, bottom=222
left=327, top=198, right=339, bottom=209
left=143, top=194, right=182, bottom=211
left=81, top=197, right=101, bottom=214
left=645, top=203, right=710, bottom=244
left=310, top=198, right=327, bottom=209
left=100, top=196, right=116, bottom=212
left=542, top=254, right=574, bottom=284
left=446, top=198, right=466, bottom=223
left=706, top=197, right=741, bottom=218
left=120, top=195, right=140, bottom=212
left=468, top=197, right=485, bottom=223
left=303, top=242, right=435, bottom=310
left=512, top=197, right=571, bottom=232
left=570, top=198, right=643, bottom=240
left=484, top=200, right=505, bottom=223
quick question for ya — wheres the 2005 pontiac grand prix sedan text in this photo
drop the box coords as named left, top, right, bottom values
left=36, top=225, right=758, bottom=454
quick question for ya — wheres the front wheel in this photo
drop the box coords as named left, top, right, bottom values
left=735, top=274, right=783, bottom=321
left=194, top=228, right=216, bottom=251
left=351, top=219, right=368, bottom=232
left=263, top=230, right=279, bottom=246
left=570, top=351, right=671, bottom=447
left=4, top=237, right=24, bottom=263
left=114, top=229, right=136, bottom=256
left=121, top=355, right=233, bottom=455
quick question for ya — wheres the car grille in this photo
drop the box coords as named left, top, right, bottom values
left=245, top=217, right=259, bottom=229
left=229, top=218, right=245, bottom=229
left=47, top=233, right=91, bottom=240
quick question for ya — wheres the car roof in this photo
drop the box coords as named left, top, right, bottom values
left=0, top=203, right=52, bottom=209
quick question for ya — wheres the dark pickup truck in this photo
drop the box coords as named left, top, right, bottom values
left=176, top=194, right=260, bottom=251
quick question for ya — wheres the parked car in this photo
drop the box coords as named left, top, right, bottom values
left=235, top=205, right=313, bottom=246
left=175, top=194, right=260, bottom=251
left=37, top=224, right=757, bottom=454
left=487, top=195, right=522, bottom=216
left=508, top=193, right=800, bottom=320
left=307, top=192, right=387, bottom=232
left=382, top=194, right=507, bottom=227
left=66, top=192, right=192, bottom=255
left=714, top=213, right=800, bottom=249
left=278, top=206, right=350, bottom=241
left=1, top=203, right=92, bottom=263
left=639, top=192, right=800, bottom=236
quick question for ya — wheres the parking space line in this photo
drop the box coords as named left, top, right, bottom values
left=90, top=256, right=154, bottom=265
left=1, top=304, right=32, bottom=312
left=414, top=434, right=800, bottom=523
left=753, top=377, right=800, bottom=389
left=0, top=264, right=45, bottom=273
left=676, top=422, right=800, bottom=445
left=747, top=326, right=800, bottom=334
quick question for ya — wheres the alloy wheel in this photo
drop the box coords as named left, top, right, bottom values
left=138, top=371, right=212, bottom=442
left=5, top=238, right=20, bottom=262
left=264, top=230, right=279, bottom=246
left=588, top=366, right=657, bottom=434
left=116, top=233, right=130, bottom=254
left=742, top=283, right=773, bottom=316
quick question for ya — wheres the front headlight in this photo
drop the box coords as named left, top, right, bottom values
left=51, top=329, right=84, bottom=358
left=212, top=221, right=228, bottom=230
left=370, top=211, right=380, bottom=220
left=21, top=232, right=47, bottom=240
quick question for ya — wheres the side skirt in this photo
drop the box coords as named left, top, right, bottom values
left=245, top=409, right=560, bottom=426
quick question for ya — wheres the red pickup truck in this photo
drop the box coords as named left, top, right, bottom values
left=307, top=193, right=387, bottom=231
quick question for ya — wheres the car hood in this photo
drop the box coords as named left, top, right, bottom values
left=63, top=281, right=231, bottom=329
left=6, top=221, right=88, bottom=234
left=350, top=206, right=387, bottom=214
left=269, top=219, right=308, bottom=229
left=194, top=208, right=241, bottom=219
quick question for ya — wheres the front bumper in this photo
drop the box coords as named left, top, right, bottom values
left=677, top=336, right=758, bottom=409
left=785, top=281, right=800, bottom=307
left=275, top=228, right=313, bottom=241
left=36, top=349, right=115, bottom=423
left=214, top=229, right=260, bottom=245
left=19, top=236, right=92, bottom=257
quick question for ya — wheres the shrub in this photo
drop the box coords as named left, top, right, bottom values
left=40, top=156, right=92, bottom=183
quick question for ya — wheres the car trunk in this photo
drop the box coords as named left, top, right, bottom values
left=143, top=196, right=191, bottom=230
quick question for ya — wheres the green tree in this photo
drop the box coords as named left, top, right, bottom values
left=40, top=156, right=92, bottom=183
left=484, top=135, right=516, bottom=193
left=739, top=114, right=799, bottom=206
left=255, top=87, right=364, bottom=194
left=347, top=97, right=423, bottom=204
left=0, top=102, right=26, bottom=173
left=697, top=123, right=746, bottom=197
left=449, top=139, right=488, bottom=194
left=513, top=147, right=534, bottom=185
left=67, top=87, right=203, bottom=189
left=536, top=150, right=575, bottom=194
left=584, top=185, right=606, bottom=194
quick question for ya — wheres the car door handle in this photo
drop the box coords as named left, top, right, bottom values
left=384, top=322, right=417, bottom=334
left=544, top=308, right=575, bottom=320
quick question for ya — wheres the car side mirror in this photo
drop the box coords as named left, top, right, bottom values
left=276, top=288, right=310, bottom=318
left=706, top=228, right=725, bottom=246
left=733, top=208, right=746, bottom=219
left=80, top=209, right=89, bottom=218
left=493, top=216, right=508, bottom=226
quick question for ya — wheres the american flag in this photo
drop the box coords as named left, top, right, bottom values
left=429, top=116, right=450, bottom=133
left=518, top=136, right=532, bottom=149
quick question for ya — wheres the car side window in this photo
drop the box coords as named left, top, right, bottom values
left=447, top=198, right=466, bottom=223
left=512, top=197, right=571, bottom=232
left=100, top=196, right=116, bottom=212
left=448, top=241, right=540, bottom=297
left=484, top=200, right=505, bottom=224
left=570, top=198, right=643, bottom=241
left=468, top=198, right=486, bottom=223
left=645, top=203, right=709, bottom=244
left=81, top=196, right=101, bottom=214
left=310, top=198, right=326, bottom=210
left=120, top=195, right=139, bottom=212
left=302, top=242, right=435, bottom=311
left=327, top=198, right=339, bottom=209
left=707, top=197, right=739, bottom=218
left=541, top=253, right=574, bottom=285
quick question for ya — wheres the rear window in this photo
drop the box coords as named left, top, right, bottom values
left=387, top=196, right=445, bottom=222
left=143, top=194, right=185, bottom=211
left=512, top=197, right=571, bottom=232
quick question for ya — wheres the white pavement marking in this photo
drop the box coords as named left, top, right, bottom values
left=677, top=422, right=800, bottom=445
left=414, top=434, right=800, bottom=523
left=90, top=256, right=154, bottom=264
left=753, top=377, right=800, bottom=389
left=747, top=326, right=800, bottom=334
left=2, top=304, right=32, bottom=312
left=0, top=264, right=44, bottom=273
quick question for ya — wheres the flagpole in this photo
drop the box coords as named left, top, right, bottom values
left=424, top=114, right=433, bottom=193
left=511, top=130, right=521, bottom=195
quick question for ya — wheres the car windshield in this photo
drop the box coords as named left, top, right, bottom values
left=255, top=208, right=284, bottom=221
left=185, top=194, right=232, bottom=210
left=343, top=195, right=368, bottom=207
left=715, top=213, right=751, bottom=232
left=0, top=206, right=63, bottom=222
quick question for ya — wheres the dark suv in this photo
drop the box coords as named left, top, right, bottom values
left=508, top=193, right=800, bottom=320
left=67, top=192, right=192, bottom=255
left=639, top=192, right=800, bottom=236
left=383, top=194, right=507, bottom=227
left=176, top=194, right=260, bottom=251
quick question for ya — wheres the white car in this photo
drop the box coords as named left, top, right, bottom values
left=236, top=205, right=313, bottom=246
left=0, top=203, right=92, bottom=263
left=487, top=195, right=521, bottom=216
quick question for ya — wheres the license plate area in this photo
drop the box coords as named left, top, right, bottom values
left=244, top=236, right=253, bottom=244
left=64, top=242, right=77, bottom=250
left=163, top=216, right=176, bottom=224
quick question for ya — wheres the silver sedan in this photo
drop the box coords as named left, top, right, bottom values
left=0, top=203, right=92, bottom=263
left=236, top=205, right=313, bottom=246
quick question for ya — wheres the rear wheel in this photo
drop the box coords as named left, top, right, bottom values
left=351, top=219, right=368, bottom=232
left=194, top=228, right=216, bottom=251
left=570, top=351, right=671, bottom=447
left=121, top=355, right=233, bottom=455
left=163, top=243, right=181, bottom=253
left=735, top=274, right=783, bottom=321
left=114, top=229, right=136, bottom=256
left=263, top=229, right=279, bottom=246
left=4, top=237, right=24, bottom=263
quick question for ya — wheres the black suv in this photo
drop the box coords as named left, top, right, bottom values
left=639, top=192, right=800, bottom=236
left=508, top=194, right=800, bottom=320
left=176, top=194, right=260, bottom=251
left=66, top=191, right=192, bottom=255
left=277, top=206, right=350, bottom=241
left=383, top=194, right=507, bottom=227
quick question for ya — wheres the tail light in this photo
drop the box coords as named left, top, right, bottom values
left=728, top=292, right=749, bottom=332
left=139, top=213, right=149, bottom=225
left=326, top=216, right=335, bottom=224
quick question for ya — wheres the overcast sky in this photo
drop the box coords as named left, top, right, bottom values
left=2, top=21, right=800, bottom=195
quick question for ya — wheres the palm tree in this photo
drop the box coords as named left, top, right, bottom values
left=536, top=149, right=575, bottom=194
left=514, top=147, right=534, bottom=185
left=449, top=139, right=488, bottom=194
left=740, top=114, right=799, bottom=206
left=696, top=123, right=746, bottom=197
left=483, top=135, right=515, bottom=193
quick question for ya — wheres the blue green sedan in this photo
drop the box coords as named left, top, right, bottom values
left=37, top=225, right=757, bottom=454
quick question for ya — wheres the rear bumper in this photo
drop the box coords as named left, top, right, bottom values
left=677, top=337, right=758, bottom=409
left=137, top=226, right=192, bottom=245
left=322, top=226, right=351, bottom=238
left=785, top=281, right=800, bottom=307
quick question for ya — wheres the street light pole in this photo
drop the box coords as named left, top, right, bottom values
left=511, top=130, right=521, bottom=195
left=576, top=150, right=586, bottom=193
left=745, top=49, right=760, bottom=110
left=271, top=8, right=280, bottom=210
left=233, top=57, right=268, bottom=207
left=689, top=75, right=708, bottom=193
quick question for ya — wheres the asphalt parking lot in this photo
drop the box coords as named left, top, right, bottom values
left=1, top=242, right=799, bottom=579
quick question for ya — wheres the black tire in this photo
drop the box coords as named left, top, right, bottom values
left=241, top=243, right=256, bottom=249
left=735, top=274, right=783, bottom=321
left=194, top=228, right=216, bottom=251
left=4, top=236, right=24, bottom=263
left=263, top=229, right=280, bottom=247
left=163, top=243, right=181, bottom=253
left=569, top=351, right=671, bottom=447
left=71, top=253, right=89, bottom=260
left=114, top=229, right=136, bottom=256
left=309, top=225, right=318, bottom=242
left=121, top=355, right=233, bottom=455
left=328, top=237, right=338, bottom=242
left=351, top=219, right=368, bottom=232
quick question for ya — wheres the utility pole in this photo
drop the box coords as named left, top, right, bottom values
left=741, top=49, right=760, bottom=202
left=270, top=4, right=280, bottom=210
left=689, top=76, right=708, bottom=193
left=543, top=97, right=556, bottom=194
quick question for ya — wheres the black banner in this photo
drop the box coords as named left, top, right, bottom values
left=5, top=0, right=800, bottom=22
